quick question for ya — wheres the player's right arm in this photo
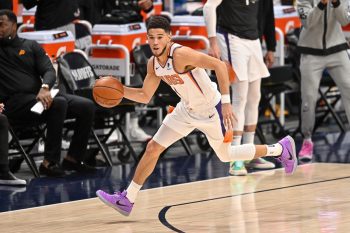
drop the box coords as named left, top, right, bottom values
left=123, top=57, right=161, bottom=104
left=203, top=0, right=223, bottom=59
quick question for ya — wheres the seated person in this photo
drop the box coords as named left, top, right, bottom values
left=0, top=10, right=96, bottom=177
left=0, top=103, right=26, bottom=185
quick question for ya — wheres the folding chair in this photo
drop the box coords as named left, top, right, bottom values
left=57, top=50, right=139, bottom=164
left=259, top=65, right=300, bottom=142
left=7, top=120, right=45, bottom=177
left=314, top=72, right=346, bottom=133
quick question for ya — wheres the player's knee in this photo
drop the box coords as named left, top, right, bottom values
left=144, top=140, right=164, bottom=158
left=216, top=153, right=230, bottom=162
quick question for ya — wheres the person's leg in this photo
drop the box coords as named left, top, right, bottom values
left=299, top=54, right=325, bottom=161
left=38, top=95, right=68, bottom=177
left=96, top=102, right=195, bottom=215
left=244, top=79, right=275, bottom=169
left=0, top=114, right=9, bottom=173
left=96, top=124, right=187, bottom=216
left=61, top=95, right=95, bottom=161
left=59, top=94, right=96, bottom=172
left=326, top=51, right=350, bottom=125
left=230, top=80, right=249, bottom=175
left=199, top=102, right=297, bottom=175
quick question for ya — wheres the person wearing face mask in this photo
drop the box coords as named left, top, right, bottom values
left=0, top=10, right=97, bottom=177
left=297, top=0, right=350, bottom=162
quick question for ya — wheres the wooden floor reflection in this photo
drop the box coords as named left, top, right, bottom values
left=2, top=163, right=350, bottom=233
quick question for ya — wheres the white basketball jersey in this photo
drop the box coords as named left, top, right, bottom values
left=153, top=43, right=221, bottom=111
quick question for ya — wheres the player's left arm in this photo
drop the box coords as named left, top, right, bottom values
left=174, top=47, right=236, bottom=129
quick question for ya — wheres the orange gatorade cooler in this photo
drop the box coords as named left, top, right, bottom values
left=170, top=15, right=208, bottom=50
left=91, top=23, right=147, bottom=59
left=18, top=30, right=75, bottom=59
left=22, top=6, right=36, bottom=24
left=274, top=6, right=301, bottom=35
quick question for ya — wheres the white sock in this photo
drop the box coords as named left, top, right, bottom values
left=126, top=181, right=142, bottom=203
left=242, top=131, right=255, bottom=144
left=265, top=143, right=283, bottom=156
left=232, top=136, right=242, bottom=146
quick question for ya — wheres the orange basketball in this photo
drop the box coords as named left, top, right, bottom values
left=224, top=60, right=237, bottom=84
left=93, top=76, right=124, bottom=108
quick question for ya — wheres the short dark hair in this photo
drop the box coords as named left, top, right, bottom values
left=146, top=15, right=171, bottom=33
left=0, top=9, right=17, bottom=24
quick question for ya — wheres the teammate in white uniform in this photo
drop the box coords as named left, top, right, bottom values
left=95, top=15, right=297, bottom=217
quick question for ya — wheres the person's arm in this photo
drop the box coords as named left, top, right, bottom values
left=297, top=0, right=327, bottom=29
left=331, top=0, right=350, bottom=26
left=32, top=41, right=56, bottom=110
left=174, top=46, right=236, bottom=129
left=123, top=57, right=161, bottom=104
left=203, top=0, right=223, bottom=59
left=262, top=0, right=276, bottom=68
left=138, top=0, right=153, bottom=13
left=22, top=0, right=39, bottom=10
left=0, top=103, right=4, bottom=114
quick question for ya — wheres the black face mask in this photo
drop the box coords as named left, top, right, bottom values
left=0, top=35, right=15, bottom=46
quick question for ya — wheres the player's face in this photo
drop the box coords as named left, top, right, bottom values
left=0, top=15, right=16, bottom=40
left=147, top=29, right=171, bottom=57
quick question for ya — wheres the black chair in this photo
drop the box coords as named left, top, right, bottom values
left=259, top=65, right=300, bottom=143
left=314, top=72, right=346, bottom=133
left=132, top=44, right=193, bottom=156
left=57, top=51, right=139, bottom=165
left=7, top=120, right=45, bottom=177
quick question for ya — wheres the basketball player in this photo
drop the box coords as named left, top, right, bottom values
left=96, top=15, right=297, bottom=216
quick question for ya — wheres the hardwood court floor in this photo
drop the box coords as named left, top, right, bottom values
left=1, top=163, right=350, bottom=233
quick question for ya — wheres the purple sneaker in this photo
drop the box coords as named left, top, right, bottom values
left=96, top=190, right=133, bottom=216
left=277, top=135, right=297, bottom=175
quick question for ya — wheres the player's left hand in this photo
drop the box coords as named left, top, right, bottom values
left=138, top=0, right=153, bottom=11
left=222, top=103, right=237, bottom=130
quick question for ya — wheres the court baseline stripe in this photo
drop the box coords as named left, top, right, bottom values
left=158, top=175, right=350, bottom=233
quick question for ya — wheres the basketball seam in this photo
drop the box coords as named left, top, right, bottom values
left=93, top=85, right=124, bottom=95
left=93, top=92, right=123, bottom=101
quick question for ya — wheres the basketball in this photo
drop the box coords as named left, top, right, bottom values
left=93, top=76, right=124, bottom=108
left=224, top=60, right=237, bottom=84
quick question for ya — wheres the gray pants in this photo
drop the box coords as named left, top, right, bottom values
left=300, top=51, right=350, bottom=138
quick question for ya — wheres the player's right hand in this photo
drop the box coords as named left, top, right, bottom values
left=36, top=89, right=52, bottom=110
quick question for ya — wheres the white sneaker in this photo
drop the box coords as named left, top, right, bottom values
left=0, top=172, right=27, bottom=186
left=38, top=138, right=45, bottom=153
left=106, top=130, right=120, bottom=144
left=130, top=127, right=152, bottom=142
left=61, top=139, right=70, bottom=150
left=229, top=161, right=248, bottom=176
left=246, top=158, right=275, bottom=169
